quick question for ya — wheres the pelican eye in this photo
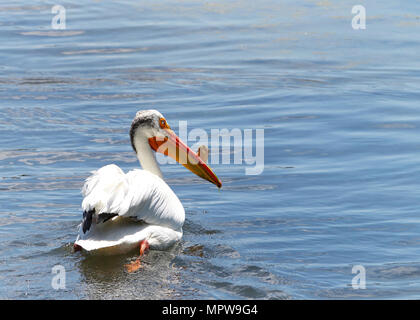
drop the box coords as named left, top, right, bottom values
left=159, top=118, right=167, bottom=129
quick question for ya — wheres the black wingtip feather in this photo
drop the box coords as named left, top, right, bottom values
left=97, top=212, right=118, bottom=224
left=82, top=209, right=95, bottom=234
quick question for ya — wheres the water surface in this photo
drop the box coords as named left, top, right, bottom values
left=1, top=0, right=420, bottom=299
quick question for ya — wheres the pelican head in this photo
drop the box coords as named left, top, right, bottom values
left=130, top=110, right=222, bottom=188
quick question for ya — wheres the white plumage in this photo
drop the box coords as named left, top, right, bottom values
left=74, top=165, right=184, bottom=254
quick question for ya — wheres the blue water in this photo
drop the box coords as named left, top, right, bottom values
left=1, top=0, right=420, bottom=299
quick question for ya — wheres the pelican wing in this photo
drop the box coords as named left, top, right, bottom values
left=79, top=164, right=185, bottom=234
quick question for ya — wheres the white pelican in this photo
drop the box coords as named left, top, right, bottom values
left=73, top=110, right=221, bottom=272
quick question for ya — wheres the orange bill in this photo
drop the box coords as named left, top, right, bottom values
left=149, top=129, right=222, bottom=188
